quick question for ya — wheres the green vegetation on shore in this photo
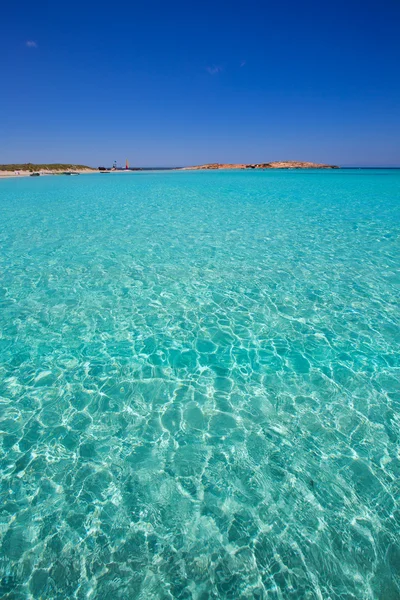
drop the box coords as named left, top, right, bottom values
left=0, top=163, right=94, bottom=172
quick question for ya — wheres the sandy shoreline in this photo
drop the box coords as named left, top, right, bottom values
left=0, top=168, right=96, bottom=178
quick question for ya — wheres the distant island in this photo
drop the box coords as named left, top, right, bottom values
left=181, top=161, right=339, bottom=170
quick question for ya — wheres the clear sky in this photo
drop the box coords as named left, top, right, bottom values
left=1, top=0, right=400, bottom=167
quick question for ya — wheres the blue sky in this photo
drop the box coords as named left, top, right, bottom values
left=1, top=0, right=400, bottom=167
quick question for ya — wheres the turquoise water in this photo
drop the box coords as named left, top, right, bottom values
left=0, top=169, right=399, bottom=599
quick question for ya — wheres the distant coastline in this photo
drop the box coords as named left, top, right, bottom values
left=4, top=163, right=400, bottom=178
left=0, top=161, right=346, bottom=178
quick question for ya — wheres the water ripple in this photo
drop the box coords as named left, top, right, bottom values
left=0, top=170, right=399, bottom=599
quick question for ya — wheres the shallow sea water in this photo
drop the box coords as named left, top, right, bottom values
left=0, top=169, right=399, bottom=599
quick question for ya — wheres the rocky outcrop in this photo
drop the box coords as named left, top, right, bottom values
left=181, top=163, right=247, bottom=170
left=253, top=161, right=339, bottom=169
left=182, top=161, right=339, bottom=170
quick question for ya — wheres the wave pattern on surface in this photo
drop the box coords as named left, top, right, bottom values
left=0, top=170, right=399, bottom=599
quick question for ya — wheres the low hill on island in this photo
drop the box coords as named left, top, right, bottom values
left=0, top=163, right=96, bottom=173
left=182, top=161, right=339, bottom=170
